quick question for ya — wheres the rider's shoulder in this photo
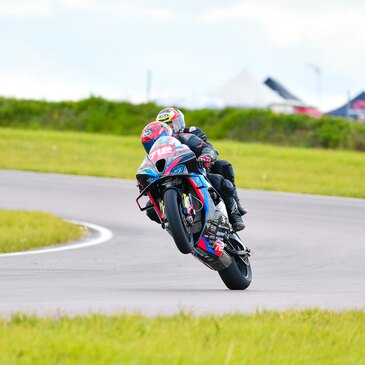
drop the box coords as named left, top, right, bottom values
left=177, top=132, right=194, bottom=142
left=183, top=126, right=207, bottom=141
left=183, top=126, right=200, bottom=133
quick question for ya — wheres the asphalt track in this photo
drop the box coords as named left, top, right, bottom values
left=0, top=170, right=364, bottom=316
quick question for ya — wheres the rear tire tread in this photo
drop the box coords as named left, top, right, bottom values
left=218, top=242, right=252, bottom=290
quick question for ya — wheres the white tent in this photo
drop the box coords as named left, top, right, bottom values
left=206, top=69, right=285, bottom=109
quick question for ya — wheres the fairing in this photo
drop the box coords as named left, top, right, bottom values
left=136, top=136, right=198, bottom=189
left=136, top=135, right=232, bottom=270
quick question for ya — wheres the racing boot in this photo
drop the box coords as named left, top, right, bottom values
left=226, top=200, right=245, bottom=231
left=217, top=177, right=245, bottom=231
left=233, top=187, right=247, bottom=216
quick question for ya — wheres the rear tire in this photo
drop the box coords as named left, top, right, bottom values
left=218, top=254, right=252, bottom=290
left=163, top=189, right=193, bottom=254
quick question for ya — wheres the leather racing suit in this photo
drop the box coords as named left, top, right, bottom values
left=145, top=132, right=244, bottom=231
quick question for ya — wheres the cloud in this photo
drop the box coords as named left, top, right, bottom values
left=0, top=71, right=124, bottom=101
left=200, top=1, right=365, bottom=49
left=0, top=1, right=54, bottom=17
left=0, top=0, right=173, bottom=19
left=0, top=73, right=84, bottom=100
left=59, top=0, right=173, bottom=18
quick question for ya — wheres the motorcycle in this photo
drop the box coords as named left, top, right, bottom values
left=136, top=136, right=252, bottom=290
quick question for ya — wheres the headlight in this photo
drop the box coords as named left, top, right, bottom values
left=171, top=165, right=187, bottom=174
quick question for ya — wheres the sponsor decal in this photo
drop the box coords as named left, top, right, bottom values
left=142, top=129, right=152, bottom=138
left=149, top=145, right=173, bottom=161
left=213, top=240, right=225, bottom=256
left=194, top=247, right=210, bottom=259
left=157, top=112, right=170, bottom=121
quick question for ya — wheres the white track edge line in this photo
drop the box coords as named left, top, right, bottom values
left=0, top=221, right=113, bottom=258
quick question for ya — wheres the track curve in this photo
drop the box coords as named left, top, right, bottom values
left=0, top=170, right=364, bottom=315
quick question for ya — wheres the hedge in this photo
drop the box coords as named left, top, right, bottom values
left=0, top=96, right=364, bottom=151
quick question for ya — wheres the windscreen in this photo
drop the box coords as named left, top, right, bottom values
left=149, top=136, right=181, bottom=154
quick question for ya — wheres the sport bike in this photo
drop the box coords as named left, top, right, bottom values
left=136, top=136, right=252, bottom=290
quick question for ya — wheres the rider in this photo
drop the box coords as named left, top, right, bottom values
left=140, top=121, right=245, bottom=231
left=156, top=107, right=247, bottom=217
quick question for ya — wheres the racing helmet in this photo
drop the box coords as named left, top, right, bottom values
left=156, top=107, right=185, bottom=134
left=141, top=121, right=172, bottom=153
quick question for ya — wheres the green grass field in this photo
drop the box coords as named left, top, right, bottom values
left=1, top=128, right=364, bottom=198
left=0, top=210, right=84, bottom=253
left=1, top=128, right=363, bottom=363
left=0, top=310, right=363, bottom=365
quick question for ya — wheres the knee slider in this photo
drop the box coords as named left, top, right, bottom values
left=221, top=179, right=234, bottom=194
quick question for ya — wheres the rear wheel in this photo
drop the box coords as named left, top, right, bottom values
left=163, top=189, right=193, bottom=254
left=218, top=236, right=252, bottom=290
left=218, top=256, right=252, bottom=290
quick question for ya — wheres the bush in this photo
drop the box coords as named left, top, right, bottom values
left=0, top=96, right=364, bottom=152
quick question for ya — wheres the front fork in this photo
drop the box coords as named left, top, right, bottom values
left=160, top=190, right=195, bottom=229
left=182, top=193, right=195, bottom=226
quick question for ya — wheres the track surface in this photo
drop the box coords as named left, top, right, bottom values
left=0, top=170, right=364, bottom=315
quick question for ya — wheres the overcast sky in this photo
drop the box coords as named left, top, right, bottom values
left=1, top=0, right=364, bottom=111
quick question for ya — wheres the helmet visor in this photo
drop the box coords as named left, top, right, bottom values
left=142, top=139, right=155, bottom=154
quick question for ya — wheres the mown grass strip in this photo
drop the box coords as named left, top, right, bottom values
left=0, top=310, right=363, bottom=365
left=0, top=128, right=364, bottom=198
left=0, top=210, right=85, bottom=253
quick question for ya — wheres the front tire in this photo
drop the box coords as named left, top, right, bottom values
left=163, top=189, right=193, bottom=254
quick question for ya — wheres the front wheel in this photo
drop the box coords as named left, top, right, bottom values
left=163, top=188, right=193, bottom=254
left=218, top=254, right=252, bottom=290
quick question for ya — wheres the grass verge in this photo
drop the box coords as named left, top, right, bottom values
left=0, top=128, right=364, bottom=198
left=0, top=210, right=85, bottom=253
left=0, top=310, right=364, bottom=365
